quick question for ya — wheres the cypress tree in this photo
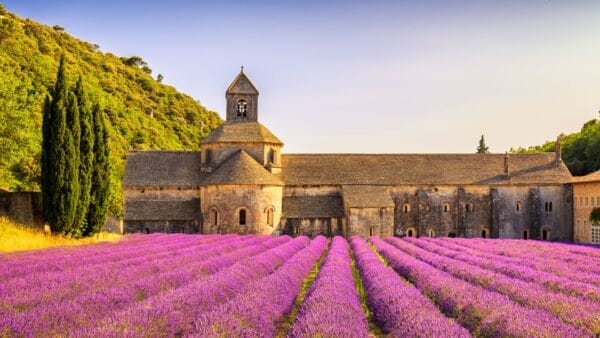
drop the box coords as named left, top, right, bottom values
left=41, top=94, right=55, bottom=228
left=43, top=57, right=71, bottom=233
left=61, top=92, right=80, bottom=236
left=85, top=103, right=110, bottom=235
left=75, top=77, right=94, bottom=234
left=477, top=134, right=490, bottom=154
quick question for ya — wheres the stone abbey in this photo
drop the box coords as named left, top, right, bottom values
left=122, top=70, right=578, bottom=240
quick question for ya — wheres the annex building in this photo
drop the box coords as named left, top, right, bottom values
left=123, top=70, right=575, bottom=240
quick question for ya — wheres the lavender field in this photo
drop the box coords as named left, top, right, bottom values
left=1, top=234, right=599, bottom=337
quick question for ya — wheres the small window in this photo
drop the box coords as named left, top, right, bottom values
left=268, top=148, right=276, bottom=164
left=443, top=203, right=451, bottom=212
left=516, top=201, right=522, bottom=212
left=465, top=203, right=474, bottom=212
left=294, top=226, right=300, bottom=235
left=481, top=229, right=488, bottom=238
left=239, top=209, right=247, bottom=226
left=210, top=208, right=218, bottom=226
left=523, top=230, right=529, bottom=240
left=448, top=232, right=456, bottom=238
left=144, top=227, right=150, bottom=234
left=205, top=149, right=213, bottom=164
left=407, top=228, right=415, bottom=237
left=428, top=229, right=435, bottom=238
left=266, top=207, right=274, bottom=227
left=236, top=99, right=248, bottom=117
left=544, top=202, right=553, bottom=212
left=369, top=228, right=373, bottom=236
left=403, top=204, right=411, bottom=213
left=585, top=197, right=589, bottom=207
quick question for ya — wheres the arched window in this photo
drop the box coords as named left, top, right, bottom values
left=266, top=207, right=274, bottom=227
left=542, top=228, right=550, bottom=240
left=544, top=201, right=553, bottom=212
left=443, top=203, right=451, bottom=212
left=465, top=203, right=474, bottom=212
left=268, top=148, right=276, bottom=164
left=403, top=204, right=411, bottom=213
left=236, top=99, right=248, bottom=117
left=523, top=230, right=529, bottom=240
left=407, top=228, right=416, bottom=237
left=210, top=208, right=218, bottom=226
left=516, top=201, right=522, bottom=212
left=428, top=229, right=435, bottom=238
left=369, top=228, right=373, bottom=236
left=481, top=229, right=488, bottom=238
left=239, top=209, right=247, bottom=226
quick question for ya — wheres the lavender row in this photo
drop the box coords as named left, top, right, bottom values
left=450, top=238, right=600, bottom=275
left=193, top=236, right=328, bottom=337
left=287, top=236, right=369, bottom=337
left=79, top=236, right=310, bottom=337
left=418, top=238, right=600, bottom=302
left=350, top=237, right=469, bottom=337
left=431, top=238, right=600, bottom=288
left=0, top=234, right=228, bottom=282
left=1, top=236, right=287, bottom=337
left=371, top=237, right=587, bottom=337
left=393, top=238, right=600, bottom=334
left=0, top=235, right=266, bottom=319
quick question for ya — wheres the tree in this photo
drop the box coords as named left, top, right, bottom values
left=477, top=134, right=490, bottom=154
left=85, top=103, right=110, bottom=235
left=591, top=207, right=600, bottom=224
left=42, top=56, right=76, bottom=233
left=157, top=74, right=163, bottom=83
left=75, top=77, right=94, bottom=234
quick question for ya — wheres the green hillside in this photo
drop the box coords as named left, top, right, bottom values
left=511, top=114, right=600, bottom=176
left=0, top=4, right=221, bottom=215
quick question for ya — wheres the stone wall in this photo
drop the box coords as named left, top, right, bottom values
left=200, top=184, right=282, bottom=235
left=124, top=220, right=200, bottom=234
left=280, top=217, right=345, bottom=237
left=347, top=207, right=394, bottom=237
left=573, top=181, right=600, bottom=243
left=0, top=192, right=42, bottom=226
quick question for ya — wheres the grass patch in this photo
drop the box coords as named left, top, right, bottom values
left=275, top=239, right=330, bottom=337
left=350, top=244, right=385, bottom=337
left=0, top=217, right=121, bottom=253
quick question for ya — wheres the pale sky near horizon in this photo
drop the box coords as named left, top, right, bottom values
left=3, top=0, right=600, bottom=153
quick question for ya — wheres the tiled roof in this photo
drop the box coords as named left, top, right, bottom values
left=201, top=150, right=283, bottom=186
left=282, top=194, right=345, bottom=218
left=123, top=151, right=204, bottom=188
left=124, top=199, right=201, bottom=220
left=280, top=153, right=572, bottom=186
left=202, top=122, right=283, bottom=144
left=572, top=170, right=600, bottom=183
left=342, top=185, right=394, bottom=208
left=226, top=70, right=259, bottom=95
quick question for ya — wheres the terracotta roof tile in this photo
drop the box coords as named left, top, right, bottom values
left=202, top=122, right=283, bottom=144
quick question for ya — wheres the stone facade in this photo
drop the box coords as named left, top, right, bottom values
left=0, top=192, right=42, bottom=226
left=122, top=70, right=577, bottom=240
left=573, top=171, right=600, bottom=243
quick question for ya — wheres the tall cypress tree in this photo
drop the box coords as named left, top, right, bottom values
left=61, top=92, right=80, bottom=235
left=477, top=134, right=490, bottom=154
left=42, top=57, right=71, bottom=233
left=75, top=77, right=94, bottom=234
left=85, top=103, right=110, bottom=235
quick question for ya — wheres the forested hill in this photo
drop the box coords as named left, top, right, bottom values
left=0, top=4, right=222, bottom=213
left=511, top=114, right=600, bottom=176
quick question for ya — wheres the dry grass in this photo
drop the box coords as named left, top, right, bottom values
left=0, top=217, right=122, bottom=253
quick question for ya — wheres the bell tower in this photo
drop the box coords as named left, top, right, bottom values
left=226, top=67, right=259, bottom=122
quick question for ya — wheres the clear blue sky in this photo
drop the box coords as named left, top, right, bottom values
left=4, top=0, right=600, bottom=153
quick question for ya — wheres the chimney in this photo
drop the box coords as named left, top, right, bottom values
left=504, top=152, right=510, bottom=175
left=555, top=136, right=562, bottom=167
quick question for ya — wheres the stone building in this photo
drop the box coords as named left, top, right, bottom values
left=123, top=70, right=575, bottom=240
left=573, top=171, right=600, bottom=243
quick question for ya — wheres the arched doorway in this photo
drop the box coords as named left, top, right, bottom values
left=542, top=228, right=549, bottom=240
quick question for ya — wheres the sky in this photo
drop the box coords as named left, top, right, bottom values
left=3, top=0, right=600, bottom=153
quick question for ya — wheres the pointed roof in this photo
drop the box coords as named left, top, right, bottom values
left=226, top=69, right=259, bottom=95
left=202, top=150, right=283, bottom=186
left=202, top=121, right=283, bottom=145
